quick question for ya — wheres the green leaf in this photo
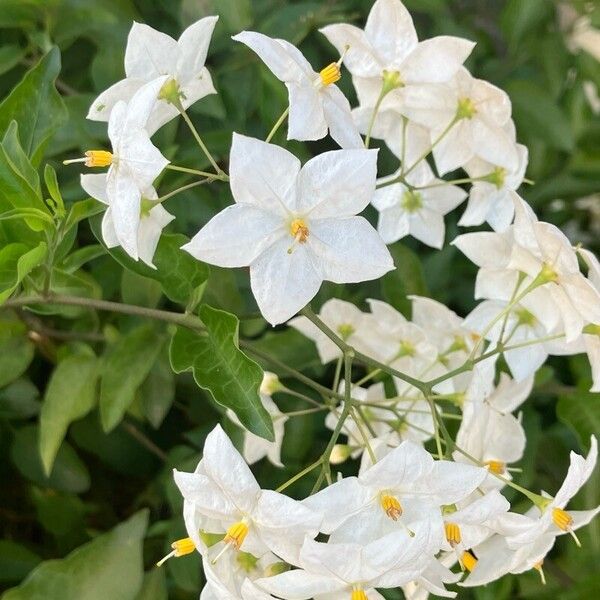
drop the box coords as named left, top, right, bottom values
left=10, top=425, right=90, bottom=494
left=43, top=164, right=65, bottom=216
left=2, top=511, right=147, bottom=600
left=100, top=325, right=164, bottom=432
left=135, top=570, right=167, bottom=600
left=557, top=392, right=600, bottom=449
left=64, top=198, right=104, bottom=232
left=91, top=215, right=209, bottom=306
left=0, top=322, right=35, bottom=387
left=0, top=45, right=25, bottom=76
left=39, top=354, right=99, bottom=476
left=169, top=305, right=274, bottom=441
left=381, top=242, right=429, bottom=317
left=140, top=351, right=175, bottom=429
left=60, top=244, right=106, bottom=273
left=0, top=379, right=40, bottom=419
left=0, top=47, right=68, bottom=164
left=0, top=541, right=41, bottom=585
left=500, top=0, right=553, bottom=48
left=0, top=242, right=47, bottom=303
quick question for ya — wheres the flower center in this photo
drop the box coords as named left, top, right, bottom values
left=515, top=307, right=536, bottom=327
left=461, top=550, right=478, bottom=572
left=401, top=190, right=423, bottom=213
left=288, top=218, right=309, bottom=254
left=485, top=460, right=506, bottom=475
left=457, top=97, right=477, bottom=119
left=63, top=150, right=113, bottom=168
left=380, top=493, right=403, bottom=521
left=156, top=537, right=195, bottom=567
left=224, top=520, right=250, bottom=550
left=444, top=522, right=462, bottom=547
left=337, top=323, right=355, bottom=340
left=351, top=588, right=368, bottom=600
left=320, top=63, right=342, bottom=86
left=483, top=166, right=507, bottom=189
left=236, top=551, right=259, bottom=573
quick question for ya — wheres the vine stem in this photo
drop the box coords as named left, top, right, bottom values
left=266, top=107, right=290, bottom=143
left=178, top=108, right=225, bottom=177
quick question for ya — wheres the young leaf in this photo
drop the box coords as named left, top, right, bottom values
left=0, top=242, right=47, bottom=303
left=39, top=354, right=99, bottom=476
left=100, top=324, right=165, bottom=432
left=0, top=47, right=68, bottom=164
left=43, top=164, right=65, bottom=216
left=169, top=305, right=274, bottom=441
left=2, top=511, right=147, bottom=600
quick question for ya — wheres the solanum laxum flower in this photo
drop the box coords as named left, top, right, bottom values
left=173, top=425, right=322, bottom=565
left=183, top=134, right=393, bottom=325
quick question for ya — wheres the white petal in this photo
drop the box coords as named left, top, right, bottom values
left=309, top=217, right=394, bottom=283
left=176, top=16, right=219, bottom=82
left=408, top=208, right=445, bottom=249
left=322, top=86, right=364, bottom=149
left=229, top=133, right=300, bottom=216
left=80, top=173, right=109, bottom=204
left=553, top=436, right=598, bottom=507
left=287, top=81, right=327, bottom=141
left=402, top=37, right=475, bottom=84
left=118, top=129, right=169, bottom=188
left=173, top=470, right=238, bottom=521
left=432, top=120, right=474, bottom=175
left=297, top=148, right=378, bottom=218
left=250, top=237, right=322, bottom=325
left=182, top=204, right=285, bottom=268
left=137, top=204, right=175, bottom=268
left=124, top=22, right=178, bottom=79
left=202, top=425, right=261, bottom=514
left=101, top=208, right=119, bottom=248
left=255, top=570, right=345, bottom=599
left=87, top=78, right=144, bottom=122
left=472, top=120, right=519, bottom=171
left=451, top=231, right=512, bottom=268
left=377, top=206, right=410, bottom=244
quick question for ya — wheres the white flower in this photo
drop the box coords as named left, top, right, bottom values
left=88, top=17, right=218, bottom=134
left=228, top=392, right=288, bottom=468
left=373, top=164, right=467, bottom=249
left=232, top=31, right=362, bottom=149
left=255, top=524, right=440, bottom=599
left=303, top=440, right=486, bottom=538
left=402, top=556, right=461, bottom=600
left=321, top=0, right=474, bottom=123
left=289, top=299, right=371, bottom=364
left=183, top=134, right=393, bottom=325
left=500, top=436, right=599, bottom=549
left=174, top=425, right=322, bottom=564
left=402, top=68, right=518, bottom=176
left=459, top=143, right=528, bottom=232
left=80, top=173, right=173, bottom=268
left=68, top=78, right=170, bottom=260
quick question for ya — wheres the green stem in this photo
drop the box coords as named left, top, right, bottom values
left=351, top=406, right=377, bottom=463
left=156, top=179, right=213, bottom=204
left=275, top=459, right=322, bottom=493
left=365, top=89, right=387, bottom=149
left=266, top=107, right=290, bottom=143
left=415, top=177, right=482, bottom=190
left=178, top=108, right=225, bottom=176
left=165, top=164, right=222, bottom=179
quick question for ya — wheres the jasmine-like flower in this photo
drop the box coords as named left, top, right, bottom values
left=88, top=17, right=218, bottom=134
left=233, top=31, right=362, bottom=148
left=183, top=135, right=393, bottom=325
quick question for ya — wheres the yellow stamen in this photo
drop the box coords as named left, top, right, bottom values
left=320, top=63, right=341, bottom=86
left=552, top=507, right=581, bottom=546
left=156, top=537, right=195, bottom=567
left=461, top=550, right=478, bottom=572
left=380, top=493, right=403, bottom=521
left=444, top=522, right=462, bottom=547
left=485, top=460, right=506, bottom=475
left=287, top=218, right=309, bottom=254
left=63, top=150, right=113, bottom=167
left=351, top=588, right=368, bottom=600
left=224, top=520, right=249, bottom=550
left=533, top=560, right=547, bottom=585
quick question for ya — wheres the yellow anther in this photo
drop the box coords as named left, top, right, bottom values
left=444, top=522, right=462, bottom=547
left=224, top=520, right=250, bottom=550
left=533, top=560, right=547, bottom=585
left=63, top=150, right=113, bottom=168
left=461, top=550, right=478, bottom=572
left=485, top=460, right=506, bottom=475
left=351, top=588, right=368, bottom=600
left=156, top=537, right=195, bottom=567
left=288, top=218, right=309, bottom=254
left=380, top=493, right=403, bottom=521
left=319, top=63, right=341, bottom=86
left=552, top=508, right=573, bottom=532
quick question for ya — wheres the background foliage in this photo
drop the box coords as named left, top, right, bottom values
left=0, top=0, right=599, bottom=598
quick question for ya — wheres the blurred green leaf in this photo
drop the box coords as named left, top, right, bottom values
left=0, top=241, right=47, bottom=303
left=2, top=510, right=148, bottom=600
left=10, top=425, right=90, bottom=494
left=0, top=541, right=41, bottom=585
left=100, top=324, right=164, bottom=432
left=557, top=392, right=600, bottom=449
left=39, top=354, right=99, bottom=475
left=30, top=488, right=86, bottom=539
left=170, top=305, right=274, bottom=441
left=0, top=322, right=35, bottom=388
left=0, top=47, right=67, bottom=164
left=500, top=0, right=552, bottom=49
left=135, top=569, right=167, bottom=600
left=140, top=350, right=175, bottom=429
left=0, top=45, right=25, bottom=76
left=0, top=379, right=40, bottom=419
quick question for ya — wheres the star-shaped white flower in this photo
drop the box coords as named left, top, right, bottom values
left=80, top=173, right=173, bottom=268
left=233, top=31, right=362, bottom=148
left=183, top=134, right=394, bottom=325
left=88, top=17, right=218, bottom=134
left=174, top=425, right=322, bottom=565
left=255, top=524, right=440, bottom=600
left=373, top=164, right=467, bottom=249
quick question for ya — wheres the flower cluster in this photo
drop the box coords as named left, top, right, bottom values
left=66, top=0, right=600, bottom=597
